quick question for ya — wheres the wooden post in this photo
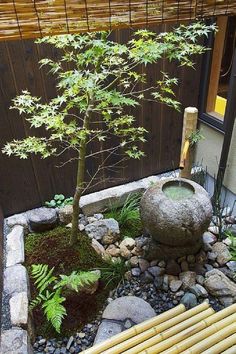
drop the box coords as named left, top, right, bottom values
left=180, top=107, right=198, bottom=179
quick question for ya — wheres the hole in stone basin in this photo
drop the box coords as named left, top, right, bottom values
left=162, top=180, right=194, bottom=201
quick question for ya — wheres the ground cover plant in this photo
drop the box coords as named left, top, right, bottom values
left=25, top=227, right=110, bottom=336
left=3, top=22, right=216, bottom=246
left=45, top=194, right=73, bottom=208
left=30, top=264, right=100, bottom=333
left=105, top=193, right=143, bottom=238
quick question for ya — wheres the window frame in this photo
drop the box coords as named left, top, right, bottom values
left=198, top=17, right=229, bottom=133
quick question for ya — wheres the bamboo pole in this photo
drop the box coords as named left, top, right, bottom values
left=179, top=107, right=198, bottom=179
left=123, top=306, right=213, bottom=354
left=181, top=323, right=236, bottom=354
left=222, top=344, right=236, bottom=354
left=201, top=333, right=236, bottom=354
left=146, top=305, right=236, bottom=354
left=102, top=303, right=210, bottom=354
left=81, top=304, right=185, bottom=354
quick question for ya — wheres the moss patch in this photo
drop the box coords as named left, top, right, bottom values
left=25, top=226, right=105, bottom=274
left=120, top=220, right=143, bottom=239
left=25, top=226, right=110, bottom=337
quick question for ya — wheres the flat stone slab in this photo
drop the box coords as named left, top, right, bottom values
left=102, top=296, right=156, bottom=323
left=4, top=264, right=28, bottom=295
left=5, top=213, right=28, bottom=232
left=80, top=175, right=161, bottom=215
left=6, top=225, right=24, bottom=267
left=26, top=207, right=57, bottom=232
left=94, top=321, right=123, bottom=345
left=10, top=292, right=28, bottom=326
left=94, top=296, right=155, bottom=345
left=1, top=328, right=33, bottom=354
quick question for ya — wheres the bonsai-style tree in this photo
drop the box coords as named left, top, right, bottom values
left=2, top=22, right=215, bottom=245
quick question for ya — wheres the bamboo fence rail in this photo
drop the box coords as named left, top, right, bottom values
left=81, top=303, right=236, bottom=354
left=0, top=0, right=236, bottom=41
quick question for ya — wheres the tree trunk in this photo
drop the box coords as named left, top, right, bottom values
left=70, top=106, right=91, bottom=245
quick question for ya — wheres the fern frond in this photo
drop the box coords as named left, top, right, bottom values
left=54, top=271, right=100, bottom=292
left=31, top=264, right=57, bottom=293
left=29, top=290, right=54, bottom=311
left=42, top=289, right=66, bottom=333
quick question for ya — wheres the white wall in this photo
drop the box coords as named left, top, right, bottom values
left=195, top=120, right=236, bottom=195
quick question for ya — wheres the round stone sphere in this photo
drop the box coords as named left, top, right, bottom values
left=140, top=178, right=213, bottom=247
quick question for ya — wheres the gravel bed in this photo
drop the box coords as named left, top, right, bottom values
left=32, top=277, right=223, bottom=354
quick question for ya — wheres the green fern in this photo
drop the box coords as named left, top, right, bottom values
left=29, top=290, right=54, bottom=311
left=31, top=264, right=56, bottom=292
left=42, top=289, right=67, bottom=333
left=54, top=271, right=100, bottom=292
left=30, top=264, right=101, bottom=333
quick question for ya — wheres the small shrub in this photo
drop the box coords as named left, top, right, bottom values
left=98, top=257, right=129, bottom=287
left=224, top=230, right=236, bottom=260
left=45, top=194, right=73, bottom=208
left=30, top=264, right=100, bottom=333
left=105, top=193, right=143, bottom=238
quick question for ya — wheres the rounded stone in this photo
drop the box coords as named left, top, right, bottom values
left=102, top=296, right=156, bottom=323
left=140, top=178, right=212, bottom=257
left=27, top=207, right=58, bottom=232
left=180, top=293, right=198, bottom=309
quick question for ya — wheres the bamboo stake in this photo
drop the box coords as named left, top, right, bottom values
left=179, top=107, right=198, bottom=179
left=181, top=323, right=236, bottom=354
left=222, top=344, right=236, bottom=354
left=147, top=306, right=236, bottom=354
left=81, top=304, right=185, bottom=354
left=123, top=306, right=213, bottom=354
left=102, top=303, right=210, bottom=354
left=201, top=333, right=236, bottom=354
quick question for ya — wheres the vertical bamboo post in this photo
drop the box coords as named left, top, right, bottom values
left=180, top=107, right=198, bottom=179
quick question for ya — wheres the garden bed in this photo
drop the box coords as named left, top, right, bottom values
left=25, top=227, right=109, bottom=338
left=2, top=172, right=236, bottom=354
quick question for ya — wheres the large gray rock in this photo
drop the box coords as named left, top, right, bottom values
left=204, top=269, right=236, bottom=306
left=94, top=296, right=155, bottom=345
left=10, top=292, right=28, bottom=327
left=93, top=321, right=123, bottom=345
left=85, top=218, right=120, bottom=245
left=27, top=207, right=57, bottom=232
left=212, top=242, right=231, bottom=266
left=102, top=296, right=155, bottom=323
left=5, top=213, right=28, bottom=232
left=4, top=265, right=29, bottom=295
left=140, top=178, right=212, bottom=257
left=1, top=329, right=33, bottom=354
left=6, top=225, right=24, bottom=267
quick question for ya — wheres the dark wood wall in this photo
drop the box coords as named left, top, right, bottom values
left=0, top=24, right=202, bottom=216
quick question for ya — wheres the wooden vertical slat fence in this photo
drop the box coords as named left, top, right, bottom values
left=0, top=25, right=202, bottom=216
